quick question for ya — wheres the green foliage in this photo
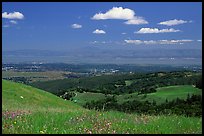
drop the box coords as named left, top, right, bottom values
left=195, top=76, right=202, bottom=89
left=30, top=71, right=202, bottom=96
left=83, top=94, right=202, bottom=117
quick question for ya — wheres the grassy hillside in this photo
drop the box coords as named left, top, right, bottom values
left=2, top=79, right=82, bottom=112
left=72, top=92, right=106, bottom=106
left=2, top=80, right=202, bottom=134
left=117, top=85, right=202, bottom=104
left=145, top=85, right=201, bottom=102
left=71, top=85, right=201, bottom=105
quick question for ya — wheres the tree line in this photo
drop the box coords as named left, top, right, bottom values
left=83, top=94, right=202, bottom=117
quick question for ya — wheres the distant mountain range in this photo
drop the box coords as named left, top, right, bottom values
left=2, top=48, right=202, bottom=65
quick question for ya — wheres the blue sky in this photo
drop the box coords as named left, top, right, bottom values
left=2, top=2, right=202, bottom=51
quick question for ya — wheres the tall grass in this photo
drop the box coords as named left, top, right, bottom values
left=2, top=110, right=202, bottom=134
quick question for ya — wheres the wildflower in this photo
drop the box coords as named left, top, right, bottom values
left=40, top=130, right=45, bottom=134
left=88, top=130, right=92, bottom=134
left=14, top=121, right=17, bottom=124
left=20, top=96, right=24, bottom=99
left=11, top=113, right=16, bottom=119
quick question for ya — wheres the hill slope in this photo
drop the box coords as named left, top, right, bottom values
left=2, top=79, right=82, bottom=112
left=118, top=85, right=201, bottom=104
left=70, top=85, right=201, bottom=106
left=2, top=80, right=202, bottom=134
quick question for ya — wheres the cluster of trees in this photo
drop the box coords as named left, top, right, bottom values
left=195, top=76, right=202, bottom=89
left=116, top=72, right=201, bottom=95
left=57, top=91, right=76, bottom=100
left=32, top=71, right=202, bottom=96
left=3, top=77, right=31, bottom=84
left=83, top=94, right=202, bottom=117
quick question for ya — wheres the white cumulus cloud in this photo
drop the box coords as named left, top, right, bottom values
left=93, top=29, right=106, bottom=34
left=90, top=41, right=124, bottom=45
left=158, top=19, right=189, bottom=26
left=124, top=17, right=148, bottom=25
left=136, top=28, right=180, bottom=34
left=92, top=7, right=135, bottom=20
left=2, top=11, right=24, bottom=19
left=124, top=40, right=143, bottom=44
left=159, top=39, right=193, bottom=44
left=91, top=7, right=148, bottom=25
left=124, top=39, right=193, bottom=45
left=10, top=20, right=17, bottom=24
left=71, top=23, right=82, bottom=29
left=143, top=40, right=157, bottom=45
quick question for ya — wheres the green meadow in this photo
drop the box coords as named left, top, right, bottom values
left=2, top=80, right=202, bottom=134
left=117, top=85, right=201, bottom=104
left=71, top=85, right=201, bottom=105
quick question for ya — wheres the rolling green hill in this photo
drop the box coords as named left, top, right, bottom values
left=117, top=85, right=202, bottom=104
left=2, top=79, right=82, bottom=112
left=71, top=85, right=201, bottom=106
left=2, top=80, right=202, bottom=134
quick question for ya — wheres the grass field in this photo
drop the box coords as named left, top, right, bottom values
left=144, top=85, right=202, bottom=103
left=72, top=92, right=106, bottom=106
left=125, top=80, right=133, bottom=86
left=2, top=80, right=202, bottom=134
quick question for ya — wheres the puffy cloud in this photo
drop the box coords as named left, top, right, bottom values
left=92, top=7, right=148, bottom=25
left=90, top=39, right=193, bottom=45
left=124, top=40, right=143, bottom=44
left=90, top=41, right=123, bottom=45
left=2, top=12, right=24, bottom=19
left=122, top=32, right=127, bottom=35
left=124, top=17, right=148, bottom=25
left=177, top=39, right=193, bottom=42
left=10, top=20, right=17, bottom=24
left=159, top=39, right=193, bottom=44
left=71, top=23, right=82, bottom=29
left=136, top=28, right=180, bottom=34
left=93, top=29, right=106, bottom=34
left=92, top=7, right=135, bottom=20
left=124, top=39, right=193, bottom=45
left=158, top=19, right=188, bottom=26
left=143, top=40, right=157, bottom=45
